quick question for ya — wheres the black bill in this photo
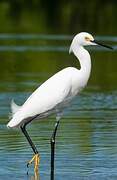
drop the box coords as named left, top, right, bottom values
left=92, top=40, right=113, bottom=50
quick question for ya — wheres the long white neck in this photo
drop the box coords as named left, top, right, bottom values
left=72, top=45, right=91, bottom=84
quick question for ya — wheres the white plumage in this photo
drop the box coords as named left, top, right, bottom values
left=7, top=32, right=108, bottom=128
left=7, top=67, right=86, bottom=127
left=6, top=32, right=112, bottom=175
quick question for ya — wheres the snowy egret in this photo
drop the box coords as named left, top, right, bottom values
left=7, top=32, right=112, bottom=178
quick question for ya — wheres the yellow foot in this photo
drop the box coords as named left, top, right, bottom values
left=27, top=153, right=40, bottom=172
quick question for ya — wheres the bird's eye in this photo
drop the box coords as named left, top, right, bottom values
left=85, top=37, right=90, bottom=41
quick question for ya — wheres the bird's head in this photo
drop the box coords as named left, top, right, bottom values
left=69, top=32, right=113, bottom=53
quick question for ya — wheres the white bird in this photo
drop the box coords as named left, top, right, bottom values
left=7, top=32, right=112, bottom=174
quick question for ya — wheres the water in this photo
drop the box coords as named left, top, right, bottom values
left=0, top=33, right=117, bottom=180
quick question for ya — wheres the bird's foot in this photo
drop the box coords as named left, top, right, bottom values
left=27, top=153, right=40, bottom=172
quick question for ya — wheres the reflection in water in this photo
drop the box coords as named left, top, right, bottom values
left=29, top=170, right=40, bottom=180
left=0, top=1, right=116, bottom=180
left=0, top=26, right=116, bottom=180
left=1, top=91, right=117, bottom=179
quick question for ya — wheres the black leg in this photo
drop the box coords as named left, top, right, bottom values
left=21, top=124, right=38, bottom=155
left=21, top=123, right=40, bottom=174
left=50, top=117, right=60, bottom=180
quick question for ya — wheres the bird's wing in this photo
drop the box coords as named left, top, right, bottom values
left=7, top=68, right=74, bottom=127
left=22, top=71, right=72, bottom=117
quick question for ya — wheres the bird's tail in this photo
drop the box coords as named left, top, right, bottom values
left=7, top=100, right=22, bottom=128
left=9, top=99, right=21, bottom=119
